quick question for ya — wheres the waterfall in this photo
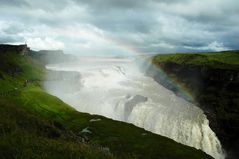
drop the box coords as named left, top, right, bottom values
left=44, top=57, right=225, bottom=159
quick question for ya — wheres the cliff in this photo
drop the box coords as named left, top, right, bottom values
left=0, top=44, right=30, bottom=55
left=148, top=51, right=239, bottom=159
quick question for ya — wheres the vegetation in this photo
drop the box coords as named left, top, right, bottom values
left=153, top=50, right=239, bottom=70
left=151, top=50, right=239, bottom=158
left=0, top=48, right=212, bottom=159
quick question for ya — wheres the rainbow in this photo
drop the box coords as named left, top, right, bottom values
left=53, top=27, right=195, bottom=102
left=101, top=35, right=195, bottom=102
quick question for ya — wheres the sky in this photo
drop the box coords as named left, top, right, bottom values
left=0, top=0, right=238, bottom=55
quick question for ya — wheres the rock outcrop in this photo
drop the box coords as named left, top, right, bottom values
left=0, top=44, right=30, bottom=55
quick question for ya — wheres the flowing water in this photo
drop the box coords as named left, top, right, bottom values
left=44, top=56, right=224, bottom=159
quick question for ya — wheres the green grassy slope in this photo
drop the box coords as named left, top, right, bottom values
left=0, top=50, right=212, bottom=159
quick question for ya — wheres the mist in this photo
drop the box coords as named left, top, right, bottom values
left=43, top=54, right=224, bottom=159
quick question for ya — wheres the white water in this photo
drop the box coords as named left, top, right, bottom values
left=45, top=57, right=224, bottom=159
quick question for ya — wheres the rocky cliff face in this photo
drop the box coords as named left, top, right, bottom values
left=0, top=44, right=30, bottom=55
left=147, top=55, right=239, bottom=159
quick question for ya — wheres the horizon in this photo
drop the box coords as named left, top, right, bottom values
left=1, top=43, right=239, bottom=57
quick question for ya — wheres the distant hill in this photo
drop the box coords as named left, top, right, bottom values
left=30, top=49, right=78, bottom=65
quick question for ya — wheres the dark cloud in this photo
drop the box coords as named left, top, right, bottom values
left=0, top=0, right=238, bottom=54
left=90, top=10, right=156, bottom=33
left=0, top=0, right=29, bottom=7
left=26, top=0, right=71, bottom=11
left=0, top=33, right=24, bottom=43
left=3, top=25, right=26, bottom=34
left=74, top=0, right=147, bottom=10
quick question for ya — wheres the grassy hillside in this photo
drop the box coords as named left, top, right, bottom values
left=151, top=50, right=239, bottom=158
left=0, top=48, right=212, bottom=159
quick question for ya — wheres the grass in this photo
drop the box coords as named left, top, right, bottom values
left=0, top=97, right=114, bottom=159
left=0, top=49, right=213, bottom=159
left=153, top=50, right=239, bottom=70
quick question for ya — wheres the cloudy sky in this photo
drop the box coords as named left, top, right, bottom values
left=0, top=0, right=238, bottom=55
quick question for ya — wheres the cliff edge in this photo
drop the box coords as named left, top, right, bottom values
left=148, top=51, right=239, bottom=159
